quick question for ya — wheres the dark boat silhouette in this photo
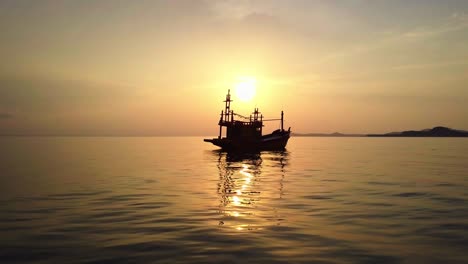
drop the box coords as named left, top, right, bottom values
left=204, top=90, right=291, bottom=151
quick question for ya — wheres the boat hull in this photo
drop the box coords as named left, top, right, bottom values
left=204, top=130, right=290, bottom=151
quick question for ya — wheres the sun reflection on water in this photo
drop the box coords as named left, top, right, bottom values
left=215, top=151, right=288, bottom=231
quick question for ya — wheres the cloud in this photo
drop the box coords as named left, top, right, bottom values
left=0, top=74, right=142, bottom=111
left=0, top=112, right=12, bottom=119
left=391, top=60, right=468, bottom=71
left=242, top=12, right=279, bottom=25
left=402, top=16, right=468, bottom=39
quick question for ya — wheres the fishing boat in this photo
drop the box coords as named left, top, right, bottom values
left=204, top=90, right=291, bottom=151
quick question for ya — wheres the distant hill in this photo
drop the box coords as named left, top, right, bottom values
left=292, top=132, right=364, bottom=137
left=367, top=126, right=468, bottom=137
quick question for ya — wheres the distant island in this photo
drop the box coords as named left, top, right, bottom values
left=367, top=126, right=468, bottom=137
left=293, top=126, right=468, bottom=137
left=292, top=132, right=363, bottom=137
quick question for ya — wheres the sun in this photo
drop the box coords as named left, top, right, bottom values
left=234, top=77, right=256, bottom=102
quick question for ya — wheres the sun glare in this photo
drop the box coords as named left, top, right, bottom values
left=235, top=77, right=256, bottom=102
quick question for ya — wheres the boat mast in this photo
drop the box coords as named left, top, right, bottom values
left=218, top=110, right=223, bottom=139
left=224, top=89, right=232, bottom=122
left=281, top=111, right=284, bottom=131
left=218, top=89, right=233, bottom=139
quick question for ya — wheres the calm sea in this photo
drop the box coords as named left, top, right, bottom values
left=1, top=137, right=467, bottom=263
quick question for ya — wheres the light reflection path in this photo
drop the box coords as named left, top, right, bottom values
left=215, top=151, right=289, bottom=231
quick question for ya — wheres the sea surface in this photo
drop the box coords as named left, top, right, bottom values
left=1, top=137, right=468, bottom=264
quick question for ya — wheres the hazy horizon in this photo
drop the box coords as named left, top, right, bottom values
left=1, top=1, right=468, bottom=136
left=0, top=124, right=466, bottom=137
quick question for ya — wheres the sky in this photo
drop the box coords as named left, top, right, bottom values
left=1, top=0, right=467, bottom=135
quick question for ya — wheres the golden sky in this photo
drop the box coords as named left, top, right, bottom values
left=1, top=1, right=467, bottom=135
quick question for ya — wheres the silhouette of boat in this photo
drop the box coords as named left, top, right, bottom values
left=204, top=90, right=291, bottom=151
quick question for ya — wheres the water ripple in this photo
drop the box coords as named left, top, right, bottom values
left=0, top=137, right=467, bottom=263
